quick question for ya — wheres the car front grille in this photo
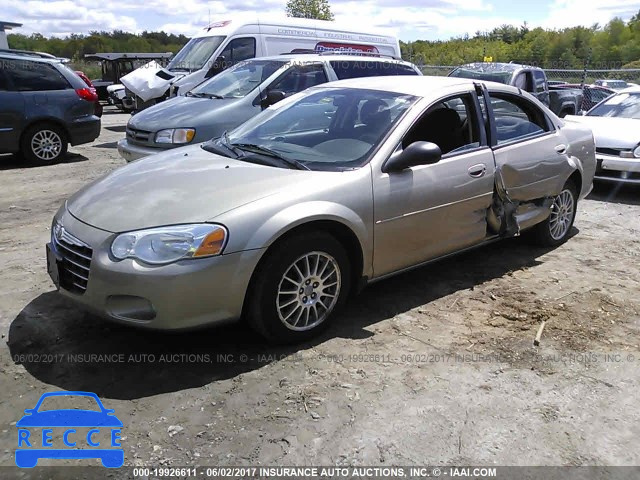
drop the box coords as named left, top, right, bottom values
left=126, top=127, right=152, bottom=144
left=53, top=229, right=93, bottom=295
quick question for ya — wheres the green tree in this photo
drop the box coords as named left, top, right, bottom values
left=285, top=0, right=335, bottom=21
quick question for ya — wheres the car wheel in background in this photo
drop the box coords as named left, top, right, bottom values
left=21, top=123, right=68, bottom=165
left=532, top=179, right=578, bottom=247
left=247, top=232, right=351, bottom=344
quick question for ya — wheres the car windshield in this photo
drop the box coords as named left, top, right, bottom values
left=588, top=92, right=640, bottom=119
left=167, top=36, right=226, bottom=72
left=191, top=59, right=287, bottom=99
left=204, top=87, right=417, bottom=171
left=36, top=395, right=101, bottom=412
left=604, top=81, right=628, bottom=89
left=449, top=67, right=513, bottom=84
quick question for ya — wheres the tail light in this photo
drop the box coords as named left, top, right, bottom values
left=76, top=87, right=98, bottom=102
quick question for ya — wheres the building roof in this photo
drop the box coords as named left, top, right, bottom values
left=0, top=21, right=22, bottom=30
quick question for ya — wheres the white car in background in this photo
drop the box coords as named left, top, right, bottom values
left=566, top=88, right=640, bottom=185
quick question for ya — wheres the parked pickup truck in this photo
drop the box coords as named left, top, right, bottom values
left=449, top=63, right=584, bottom=117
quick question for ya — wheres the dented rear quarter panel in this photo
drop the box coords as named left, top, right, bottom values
left=560, top=119, right=597, bottom=199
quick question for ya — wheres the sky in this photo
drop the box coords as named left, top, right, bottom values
left=1, top=0, right=639, bottom=41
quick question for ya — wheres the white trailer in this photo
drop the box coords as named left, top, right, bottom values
left=121, top=15, right=400, bottom=107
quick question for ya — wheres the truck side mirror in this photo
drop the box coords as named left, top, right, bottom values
left=205, top=56, right=227, bottom=78
left=260, top=90, right=286, bottom=109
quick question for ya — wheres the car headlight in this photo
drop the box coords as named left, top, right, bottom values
left=155, top=128, right=196, bottom=144
left=111, top=224, right=227, bottom=265
left=634, top=145, right=640, bottom=158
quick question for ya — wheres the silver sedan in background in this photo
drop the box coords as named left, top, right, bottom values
left=47, top=76, right=596, bottom=343
left=566, top=88, right=640, bottom=184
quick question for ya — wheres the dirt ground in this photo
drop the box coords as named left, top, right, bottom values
left=1, top=108, right=639, bottom=477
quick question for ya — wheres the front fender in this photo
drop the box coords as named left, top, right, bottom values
left=223, top=201, right=372, bottom=278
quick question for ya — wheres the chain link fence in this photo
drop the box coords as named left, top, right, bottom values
left=418, top=64, right=640, bottom=86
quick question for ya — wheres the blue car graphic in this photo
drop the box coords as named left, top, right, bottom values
left=15, top=391, right=123, bottom=468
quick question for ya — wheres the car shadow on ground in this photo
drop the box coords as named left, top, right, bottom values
left=104, top=125, right=127, bottom=133
left=8, top=235, right=562, bottom=400
left=0, top=152, right=88, bottom=171
left=588, top=182, right=640, bottom=206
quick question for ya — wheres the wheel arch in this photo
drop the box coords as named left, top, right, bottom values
left=240, top=215, right=368, bottom=319
left=20, top=117, right=70, bottom=147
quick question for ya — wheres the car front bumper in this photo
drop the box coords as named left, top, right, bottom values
left=595, top=153, right=640, bottom=184
left=48, top=209, right=265, bottom=330
left=117, top=138, right=168, bottom=162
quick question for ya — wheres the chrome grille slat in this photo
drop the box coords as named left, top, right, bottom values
left=55, top=240, right=92, bottom=261
left=53, top=227, right=93, bottom=295
left=61, top=255, right=90, bottom=273
left=64, top=267, right=89, bottom=282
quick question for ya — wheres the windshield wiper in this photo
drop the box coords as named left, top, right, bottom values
left=230, top=143, right=310, bottom=170
left=186, top=91, right=224, bottom=99
left=202, top=131, right=244, bottom=158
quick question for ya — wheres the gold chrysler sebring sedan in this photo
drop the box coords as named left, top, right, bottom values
left=47, top=76, right=596, bottom=343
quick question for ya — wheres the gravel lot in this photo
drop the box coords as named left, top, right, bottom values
left=1, top=108, right=639, bottom=475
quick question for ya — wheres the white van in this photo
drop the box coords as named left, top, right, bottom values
left=120, top=16, right=401, bottom=109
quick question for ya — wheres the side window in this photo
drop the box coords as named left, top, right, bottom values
left=270, top=63, right=328, bottom=95
left=6, top=61, right=70, bottom=91
left=490, top=93, right=550, bottom=145
left=533, top=70, right=546, bottom=93
left=402, top=93, right=482, bottom=155
left=513, top=72, right=533, bottom=92
left=219, top=37, right=256, bottom=64
left=0, top=60, right=13, bottom=90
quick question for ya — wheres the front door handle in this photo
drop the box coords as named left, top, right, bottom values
left=555, top=144, right=567, bottom=154
left=468, top=163, right=487, bottom=178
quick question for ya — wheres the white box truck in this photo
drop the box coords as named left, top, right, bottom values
left=120, top=15, right=401, bottom=110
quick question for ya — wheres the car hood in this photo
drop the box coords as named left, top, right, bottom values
left=565, top=115, right=640, bottom=148
left=67, top=145, right=317, bottom=233
left=17, top=410, right=123, bottom=427
left=128, top=95, right=239, bottom=133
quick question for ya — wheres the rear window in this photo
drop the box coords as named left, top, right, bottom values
left=330, top=60, right=418, bottom=80
left=5, top=60, right=70, bottom=91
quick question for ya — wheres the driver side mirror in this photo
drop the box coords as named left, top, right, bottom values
left=382, top=141, right=442, bottom=173
left=205, top=56, right=227, bottom=78
left=260, top=90, right=286, bottom=109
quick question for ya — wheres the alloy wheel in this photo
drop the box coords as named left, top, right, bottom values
left=31, top=129, right=63, bottom=161
left=276, top=251, right=341, bottom=331
left=549, top=188, right=575, bottom=240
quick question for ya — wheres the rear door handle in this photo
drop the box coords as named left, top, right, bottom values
left=555, top=144, right=567, bottom=154
left=468, top=163, right=487, bottom=178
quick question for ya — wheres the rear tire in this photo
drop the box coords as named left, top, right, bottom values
left=21, top=123, right=68, bottom=165
left=247, top=232, right=351, bottom=344
left=531, top=179, right=578, bottom=247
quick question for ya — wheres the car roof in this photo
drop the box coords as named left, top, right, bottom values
left=0, top=50, right=61, bottom=63
left=455, top=62, right=542, bottom=73
left=618, top=86, right=640, bottom=93
left=255, top=52, right=414, bottom=65
left=311, top=75, right=510, bottom=97
left=85, top=52, right=173, bottom=61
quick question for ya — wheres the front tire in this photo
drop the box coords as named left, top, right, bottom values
left=21, top=123, right=68, bottom=165
left=247, top=232, right=351, bottom=344
left=532, top=179, right=578, bottom=247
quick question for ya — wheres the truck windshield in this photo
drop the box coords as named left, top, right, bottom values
left=449, top=68, right=513, bottom=85
left=588, top=92, right=640, bottom=119
left=191, top=59, right=287, bottom=99
left=168, top=36, right=226, bottom=72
